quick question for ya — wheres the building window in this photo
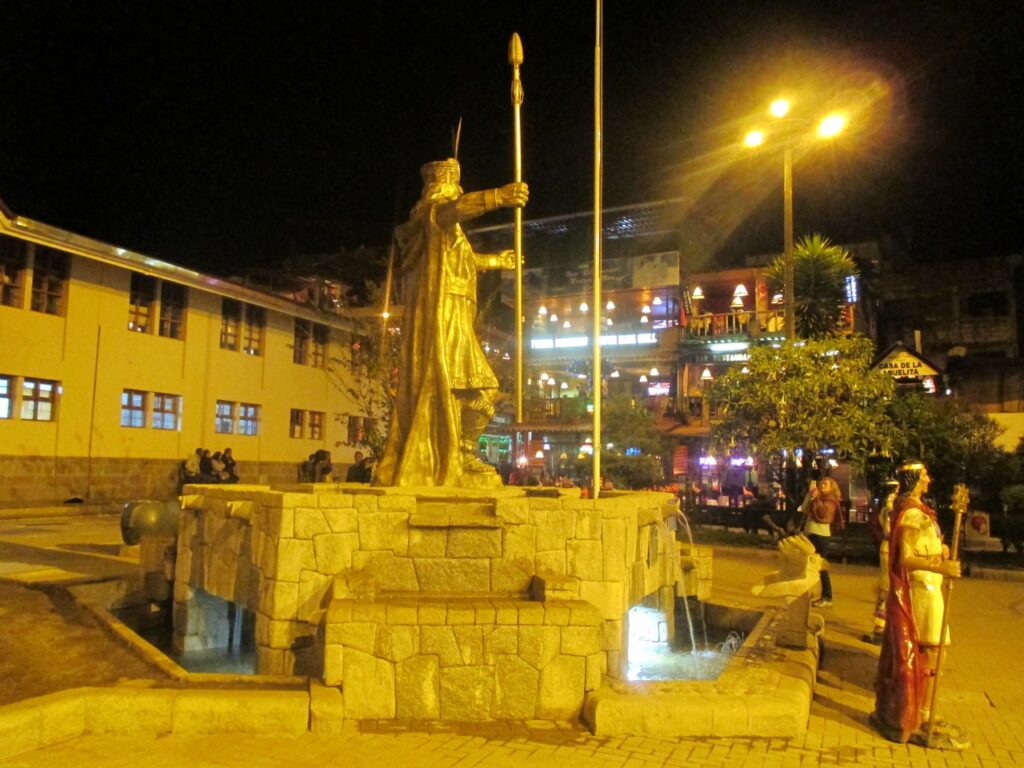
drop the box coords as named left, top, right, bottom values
left=152, top=393, right=181, bottom=430
left=293, top=319, right=310, bottom=365
left=0, top=235, right=26, bottom=308
left=120, top=389, right=147, bottom=428
left=30, top=247, right=68, bottom=315
left=220, top=300, right=241, bottom=351
left=22, top=378, right=57, bottom=421
left=311, top=324, right=329, bottom=368
left=243, top=305, right=265, bottom=356
left=290, top=408, right=305, bottom=438
left=0, top=375, right=11, bottom=419
left=215, top=400, right=235, bottom=434
left=159, top=282, right=187, bottom=339
left=238, top=403, right=260, bottom=435
left=128, top=273, right=157, bottom=332
left=294, top=320, right=328, bottom=367
left=308, top=410, right=325, bottom=440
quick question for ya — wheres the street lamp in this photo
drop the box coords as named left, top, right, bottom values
left=744, top=99, right=847, bottom=340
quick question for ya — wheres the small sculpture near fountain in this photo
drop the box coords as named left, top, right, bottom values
left=751, top=534, right=824, bottom=649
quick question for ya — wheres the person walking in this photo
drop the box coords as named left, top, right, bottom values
left=804, top=477, right=842, bottom=607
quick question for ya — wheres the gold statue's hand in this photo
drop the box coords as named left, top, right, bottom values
left=938, top=559, right=962, bottom=579
left=497, top=182, right=529, bottom=208
left=498, top=249, right=518, bottom=269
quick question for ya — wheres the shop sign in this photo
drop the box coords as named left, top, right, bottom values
left=875, top=348, right=939, bottom=379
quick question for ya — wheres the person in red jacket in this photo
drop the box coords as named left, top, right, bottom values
left=803, top=477, right=842, bottom=607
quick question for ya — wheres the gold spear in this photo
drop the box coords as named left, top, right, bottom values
left=509, top=33, right=525, bottom=459
left=924, top=482, right=969, bottom=746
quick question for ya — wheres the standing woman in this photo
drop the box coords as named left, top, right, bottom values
left=805, top=477, right=842, bottom=607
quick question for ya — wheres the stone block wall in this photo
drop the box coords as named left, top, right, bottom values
left=0, top=455, right=300, bottom=504
left=323, top=597, right=605, bottom=720
left=174, top=484, right=682, bottom=718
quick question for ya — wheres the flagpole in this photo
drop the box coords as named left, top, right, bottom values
left=509, top=33, right=525, bottom=464
left=591, top=0, right=603, bottom=500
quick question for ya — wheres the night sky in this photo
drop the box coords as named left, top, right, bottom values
left=1, top=1, right=1021, bottom=276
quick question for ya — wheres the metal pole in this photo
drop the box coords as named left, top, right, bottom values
left=380, top=236, right=396, bottom=351
left=509, top=34, right=525, bottom=461
left=591, top=0, right=603, bottom=500
left=783, top=146, right=795, bottom=340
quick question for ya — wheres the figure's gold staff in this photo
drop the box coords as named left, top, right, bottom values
left=509, top=32, right=525, bottom=455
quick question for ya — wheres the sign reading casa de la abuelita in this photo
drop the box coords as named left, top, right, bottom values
left=872, top=343, right=941, bottom=382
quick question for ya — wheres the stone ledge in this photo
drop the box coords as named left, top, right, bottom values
left=325, top=596, right=602, bottom=627
left=582, top=606, right=819, bottom=738
left=409, top=512, right=502, bottom=529
left=0, top=686, right=312, bottom=761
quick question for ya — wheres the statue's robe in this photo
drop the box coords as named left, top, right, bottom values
left=375, top=200, right=495, bottom=487
left=873, top=495, right=941, bottom=742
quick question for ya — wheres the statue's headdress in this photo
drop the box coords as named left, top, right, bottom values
left=420, top=158, right=461, bottom=188
left=895, top=461, right=926, bottom=494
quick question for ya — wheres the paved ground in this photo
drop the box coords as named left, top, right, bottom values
left=0, top=516, right=166, bottom=704
left=1, top=515, right=1023, bottom=767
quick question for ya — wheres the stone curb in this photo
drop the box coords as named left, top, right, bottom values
left=968, top=566, right=1024, bottom=582
left=0, top=686, right=312, bottom=761
left=0, top=504, right=119, bottom=521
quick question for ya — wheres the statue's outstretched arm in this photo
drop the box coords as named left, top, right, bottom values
left=473, top=250, right=517, bottom=271
left=437, top=182, right=529, bottom=227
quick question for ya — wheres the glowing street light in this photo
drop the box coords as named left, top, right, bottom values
left=818, top=112, right=847, bottom=138
left=744, top=98, right=852, bottom=340
left=770, top=98, right=791, bottom=118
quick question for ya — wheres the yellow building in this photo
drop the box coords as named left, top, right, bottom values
left=0, top=200, right=362, bottom=503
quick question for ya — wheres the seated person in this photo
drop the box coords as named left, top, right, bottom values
left=198, top=449, right=220, bottom=483
left=312, top=449, right=333, bottom=482
left=183, top=448, right=202, bottom=481
left=221, top=448, right=239, bottom=483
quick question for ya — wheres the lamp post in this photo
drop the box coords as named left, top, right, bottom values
left=745, top=100, right=847, bottom=340
left=783, top=144, right=794, bottom=339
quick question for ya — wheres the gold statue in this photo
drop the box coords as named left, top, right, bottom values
left=375, top=158, right=528, bottom=487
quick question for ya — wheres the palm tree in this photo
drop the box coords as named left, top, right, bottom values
left=765, top=234, right=858, bottom=338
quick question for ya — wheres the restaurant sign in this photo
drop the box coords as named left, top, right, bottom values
left=874, top=346, right=939, bottom=380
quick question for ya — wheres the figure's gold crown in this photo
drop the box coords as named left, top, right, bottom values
left=420, top=158, right=461, bottom=186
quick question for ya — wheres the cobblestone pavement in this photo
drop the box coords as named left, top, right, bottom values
left=2, top=516, right=1023, bottom=767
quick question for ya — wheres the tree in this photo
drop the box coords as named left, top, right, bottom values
left=765, top=234, right=858, bottom=338
left=601, top=395, right=667, bottom=457
left=709, top=335, right=896, bottom=507
left=564, top=396, right=669, bottom=490
left=887, top=392, right=1008, bottom=511
left=329, top=280, right=400, bottom=460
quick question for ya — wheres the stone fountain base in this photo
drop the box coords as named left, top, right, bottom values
left=583, top=603, right=821, bottom=738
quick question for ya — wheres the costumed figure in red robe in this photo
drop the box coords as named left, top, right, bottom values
left=870, top=461, right=969, bottom=750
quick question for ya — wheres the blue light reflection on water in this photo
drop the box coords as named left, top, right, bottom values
left=112, top=605, right=256, bottom=675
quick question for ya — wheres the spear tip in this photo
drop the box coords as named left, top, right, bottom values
left=508, top=32, right=523, bottom=66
